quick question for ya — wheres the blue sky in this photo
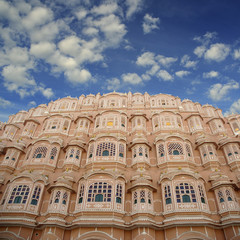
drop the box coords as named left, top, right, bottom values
left=0, top=0, right=240, bottom=122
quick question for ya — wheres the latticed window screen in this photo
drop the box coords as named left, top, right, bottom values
left=139, top=147, right=143, bottom=156
left=96, top=142, right=116, bottom=156
left=198, top=185, right=206, bottom=203
left=78, top=185, right=85, bottom=203
left=140, top=190, right=145, bottom=203
left=50, top=147, right=57, bottom=159
left=88, top=144, right=94, bottom=158
left=164, top=185, right=172, bottom=204
left=133, top=148, right=137, bottom=158
left=4, top=149, right=19, bottom=162
left=54, top=191, right=61, bottom=203
left=148, top=191, right=152, bottom=204
left=133, top=191, right=138, bottom=204
left=168, top=143, right=183, bottom=155
left=8, top=185, right=30, bottom=204
left=87, top=182, right=112, bottom=202
left=145, top=147, right=148, bottom=157
left=31, top=186, right=41, bottom=205
left=116, top=184, right=122, bottom=203
left=119, top=144, right=124, bottom=157
left=226, top=190, right=233, bottom=201
left=175, top=183, right=196, bottom=203
left=62, top=192, right=68, bottom=204
left=218, top=191, right=224, bottom=202
left=186, top=144, right=192, bottom=157
left=158, top=144, right=165, bottom=157
left=33, top=146, right=48, bottom=158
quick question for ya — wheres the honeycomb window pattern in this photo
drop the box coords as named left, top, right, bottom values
left=87, top=182, right=112, bottom=202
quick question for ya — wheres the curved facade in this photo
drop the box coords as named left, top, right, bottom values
left=0, top=92, right=240, bottom=240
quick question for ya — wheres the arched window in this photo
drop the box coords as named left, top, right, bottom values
left=164, top=185, right=172, bottom=204
left=87, top=182, right=112, bottom=202
left=54, top=191, right=61, bottom=203
left=198, top=185, right=206, bottom=204
left=158, top=144, right=165, bottom=157
left=168, top=143, right=183, bottom=155
left=102, top=150, right=109, bottom=156
left=49, top=147, right=58, bottom=160
left=33, top=146, right=48, bottom=159
left=96, top=142, right=116, bottom=157
left=30, top=186, right=41, bottom=206
left=175, top=183, right=196, bottom=203
left=78, top=185, right=84, bottom=204
left=88, top=144, right=94, bottom=158
left=133, top=191, right=137, bottom=204
left=140, top=190, right=145, bottom=203
left=62, top=192, right=68, bottom=205
left=95, top=194, right=103, bottom=202
left=226, top=190, right=233, bottom=201
left=8, top=185, right=30, bottom=204
left=119, top=144, right=124, bottom=158
left=218, top=191, right=224, bottom=203
left=116, top=184, right=122, bottom=204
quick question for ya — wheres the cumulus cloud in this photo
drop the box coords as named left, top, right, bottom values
left=233, top=48, right=240, bottom=60
left=64, top=68, right=92, bottom=84
left=156, top=55, right=177, bottom=67
left=106, top=78, right=121, bottom=91
left=75, top=9, right=88, bottom=20
left=194, top=45, right=206, bottom=58
left=91, top=2, right=118, bottom=15
left=175, top=70, right=190, bottom=78
left=142, top=14, right=160, bottom=34
left=204, top=43, right=230, bottom=62
left=226, top=99, right=240, bottom=115
left=203, top=71, right=219, bottom=78
left=181, top=55, right=198, bottom=68
left=30, top=42, right=56, bottom=59
left=208, top=80, right=239, bottom=101
left=137, top=52, right=156, bottom=66
left=0, top=97, right=12, bottom=108
left=122, top=73, right=142, bottom=84
left=136, top=52, right=156, bottom=66
left=22, top=7, right=53, bottom=30
left=28, top=101, right=37, bottom=107
left=157, top=70, right=173, bottom=81
left=126, top=0, right=143, bottom=19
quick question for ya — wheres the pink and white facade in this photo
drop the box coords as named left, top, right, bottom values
left=0, top=92, right=240, bottom=240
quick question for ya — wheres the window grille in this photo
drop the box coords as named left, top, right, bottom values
left=50, top=147, right=57, bottom=160
left=119, top=144, right=124, bottom=157
left=158, top=144, right=165, bottom=157
left=54, top=191, right=61, bottom=203
left=78, top=185, right=85, bottom=204
left=218, top=191, right=224, bottom=203
left=62, top=192, right=68, bottom=205
left=33, top=146, right=48, bottom=158
left=168, top=143, right=183, bottom=155
left=175, top=183, right=196, bottom=203
left=31, top=186, right=41, bottom=205
left=226, top=190, right=233, bottom=201
left=133, top=191, right=137, bottom=204
left=87, top=182, right=112, bottom=202
left=88, top=144, right=94, bottom=158
left=140, top=190, right=145, bottom=203
left=116, top=184, right=122, bottom=203
left=198, top=185, right=206, bottom=204
left=96, top=142, right=116, bottom=156
left=164, top=185, right=172, bottom=204
left=186, top=144, right=192, bottom=157
left=8, top=185, right=30, bottom=204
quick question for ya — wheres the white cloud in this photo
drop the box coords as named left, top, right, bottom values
left=91, top=3, right=118, bottom=15
left=233, top=48, right=240, bottom=60
left=157, top=70, right=173, bottom=81
left=106, top=78, right=121, bottom=91
left=0, top=97, right=12, bottom=108
left=136, top=52, right=156, bottom=66
left=64, top=68, right=92, bottom=84
left=82, top=27, right=99, bottom=36
left=226, top=99, right=240, bottom=115
left=126, top=0, right=143, bottom=19
left=75, top=9, right=88, bottom=20
left=22, top=7, right=53, bottom=29
left=122, top=73, right=142, bottom=84
left=2, top=65, right=36, bottom=92
left=193, top=32, right=217, bottom=45
left=141, top=73, right=151, bottom=81
left=208, top=80, right=239, bottom=101
left=175, top=70, right=190, bottom=78
left=30, top=42, right=56, bottom=59
left=58, top=36, right=81, bottom=57
left=194, top=45, right=206, bottom=58
left=142, top=14, right=160, bottom=34
left=146, top=64, right=160, bottom=76
left=181, top=55, right=198, bottom=68
left=156, top=55, right=177, bottom=67
left=203, top=71, right=219, bottom=78
left=28, top=101, right=37, bottom=107
left=93, top=14, right=127, bottom=47
left=38, top=87, right=54, bottom=99
left=8, top=47, right=29, bottom=65
left=204, top=43, right=230, bottom=62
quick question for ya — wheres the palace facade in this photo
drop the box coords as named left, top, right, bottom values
left=0, top=92, right=240, bottom=240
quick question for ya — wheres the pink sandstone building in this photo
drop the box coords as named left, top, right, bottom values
left=0, top=92, right=240, bottom=240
